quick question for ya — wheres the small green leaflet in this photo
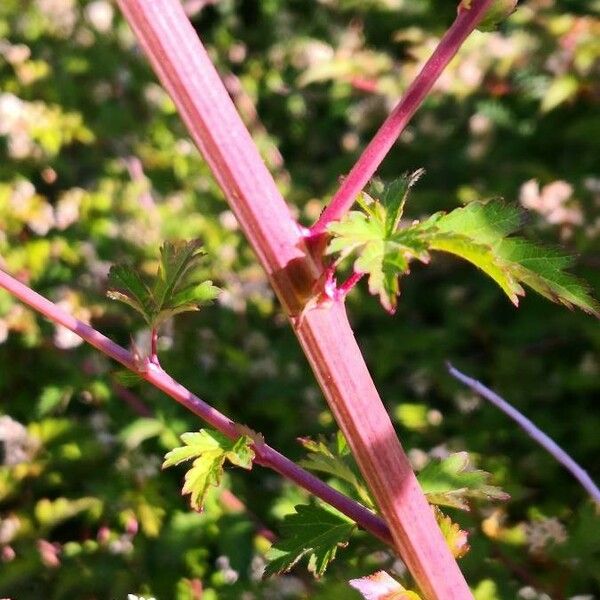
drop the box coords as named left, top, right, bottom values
left=459, top=0, right=518, bottom=32
left=327, top=171, right=428, bottom=313
left=417, top=452, right=509, bottom=511
left=264, top=503, right=356, bottom=578
left=107, top=240, right=220, bottom=328
left=327, top=175, right=600, bottom=317
left=162, top=429, right=255, bottom=511
left=298, top=432, right=374, bottom=510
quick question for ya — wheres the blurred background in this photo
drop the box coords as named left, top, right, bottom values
left=0, top=0, right=598, bottom=598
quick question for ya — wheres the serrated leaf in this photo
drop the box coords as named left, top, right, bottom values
left=327, top=177, right=431, bottom=313
left=425, top=201, right=523, bottom=244
left=434, top=507, right=470, bottom=559
left=329, top=180, right=598, bottom=316
left=154, top=240, right=206, bottom=307
left=298, top=432, right=374, bottom=509
left=349, top=570, right=422, bottom=600
left=107, top=240, right=221, bottom=330
left=163, top=429, right=254, bottom=511
left=107, top=264, right=155, bottom=324
left=427, top=233, right=524, bottom=304
left=417, top=452, right=509, bottom=511
left=264, top=504, right=355, bottom=578
left=380, top=169, right=424, bottom=236
left=496, top=238, right=600, bottom=317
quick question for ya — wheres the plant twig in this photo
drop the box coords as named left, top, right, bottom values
left=115, top=1, right=473, bottom=596
left=309, top=0, right=495, bottom=237
left=0, top=267, right=392, bottom=546
left=447, top=362, right=600, bottom=504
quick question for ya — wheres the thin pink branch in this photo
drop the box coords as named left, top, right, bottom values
left=0, top=267, right=391, bottom=546
left=309, top=0, right=495, bottom=237
left=447, top=362, right=600, bottom=504
left=337, top=271, right=365, bottom=300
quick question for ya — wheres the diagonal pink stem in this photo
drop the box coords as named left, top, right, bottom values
left=0, top=267, right=391, bottom=546
left=309, top=0, right=495, bottom=236
left=114, top=1, right=474, bottom=596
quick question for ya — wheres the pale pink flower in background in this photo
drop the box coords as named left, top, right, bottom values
left=520, top=179, right=583, bottom=229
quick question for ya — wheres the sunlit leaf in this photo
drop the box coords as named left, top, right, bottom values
left=264, top=504, right=355, bottom=578
left=107, top=240, right=221, bottom=330
left=163, top=429, right=254, bottom=511
left=417, top=452, right=509, bottom=511
left=299, top=432, right=374, bottom=509
left=434, top=507, right=470, bottom=559
left=328, top=180, right=599, bottom=316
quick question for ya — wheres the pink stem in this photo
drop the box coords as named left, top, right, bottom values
left=0, top=267, right=391, bottom=546
left=150, top=327, right=159, bottom=365
left=310, top=0, right=495, bottom=236
left=115, top=1, right=472, bottom=596
left=337, top=271, right=365, bottom=300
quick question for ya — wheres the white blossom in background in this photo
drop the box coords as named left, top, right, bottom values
left=84, top=0, right=114, bottom=33
left=52, top=289, right=91, bottom=349
left=0, top=415, right=39, bottom=465
left=55, top=188, right=83, bottom=230
left=34, top=0, right=77, bottom=37
left=525, top=517, right=568, bottom=554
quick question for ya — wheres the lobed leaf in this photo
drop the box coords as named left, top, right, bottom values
left=417, top=452, right=509, bottom=511
left=426, top=233, right=524, bottom=305
left=299, top=432, right=374, bottom=509
left=434, top=507, right=470, bottom=559
left=264, top=504, right=355, bottom=578
left=107, top=240, right=221, bottom=330
left=107, top=264, right=155, bottom=324
left=328, top=178, right=599, bottom=317
left=163, top=429, right=254, bottom=511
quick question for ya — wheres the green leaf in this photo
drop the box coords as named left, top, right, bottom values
left=434, top=507, right=470, bottom=559
left=460, top=0, right=518, bottom=32
left=298, top=432, right=374, bottom=509
left=427, top=233, right=524, bottom=304
left=264, top=504, right=355, bottom=578
left=424, top=201, right=522, bottom=244
left=417, top=452, right=509, bottom=511
left=327, top=176, right=431, bottom=312
left=379, top=169, right=424, bottom=236
left=495, top=239, right=600, bottom=317
left=107, top=263, right=155, bottom=324
left=154, top=239, right=206, bottom=307
left=107, top=240, right=221, bottom=330
left=328, top=183, right=599, bottom=317
left=163, top=429, right=254, bottom=511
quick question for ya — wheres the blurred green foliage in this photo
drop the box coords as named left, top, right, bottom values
left=0, top=0, right=598, bottom=598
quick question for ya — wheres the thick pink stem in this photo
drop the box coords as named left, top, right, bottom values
left=0, top=267, right=391, bottom=546
left=310, top=0, right=495, bottom=236
left=115, top=1, right=473, bottom=597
